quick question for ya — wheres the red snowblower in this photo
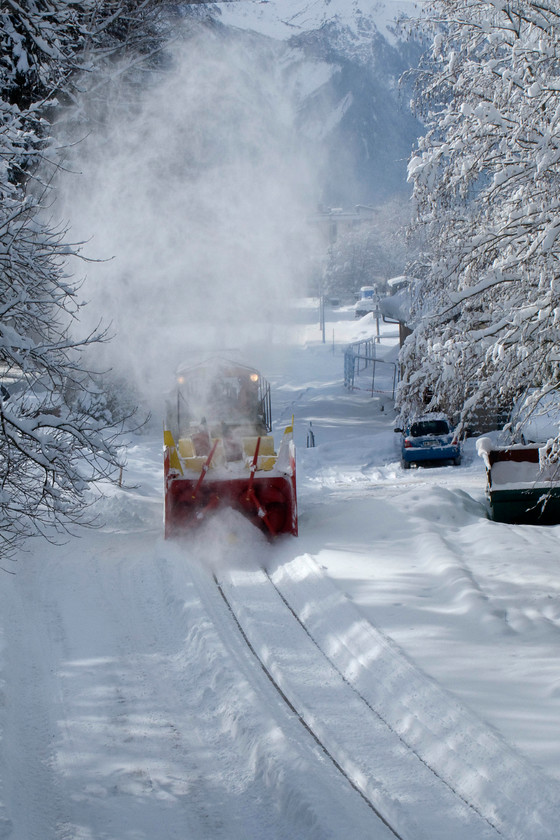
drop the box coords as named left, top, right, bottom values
left=163, top=357, right=297, bottom=538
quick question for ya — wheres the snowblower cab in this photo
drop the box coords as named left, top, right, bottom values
left=164, top=357, right=297, bottom=538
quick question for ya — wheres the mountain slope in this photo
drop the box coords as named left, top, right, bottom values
left=204, top=0, right=425, bottom=204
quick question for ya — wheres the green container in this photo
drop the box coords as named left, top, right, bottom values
left=489, top=487, right=560, bottom=525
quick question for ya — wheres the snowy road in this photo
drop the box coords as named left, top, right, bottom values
left=2, top=302, right=560, bottom=839
left=1, top=526, right=409, bottom=840
left=216, top=560, right=500, bottom=840
left=2, top=531, right=380, bottom=840
left=0, top=529, right=536, bottom=840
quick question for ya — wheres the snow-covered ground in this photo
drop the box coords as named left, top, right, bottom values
left=1, top=300, right=560, bottom=839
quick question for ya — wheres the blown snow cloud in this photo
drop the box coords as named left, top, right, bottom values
left=56, top=23, right=323, bottom=405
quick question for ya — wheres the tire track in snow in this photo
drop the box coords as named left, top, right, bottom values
left=1, top=558, right=74, bottom=840
left=212, top=572, right=405, bottom=840
left=213, top=562, right=502, bottom=840
left=183, top=547, right=396, bottom=840
left=261, top=566, right=503, bottom=838
left=265, top=552, right=560, bottom=840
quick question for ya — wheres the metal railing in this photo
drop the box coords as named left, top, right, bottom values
left=344, top=339, right=398, bottom=399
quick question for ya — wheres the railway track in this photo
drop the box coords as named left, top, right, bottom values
left=213, top=572, right=405, bottom=840
left=206, top=558, right=503, bottom=840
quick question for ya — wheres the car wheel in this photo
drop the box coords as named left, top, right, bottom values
left=402, top=459, right=411, bottom=470
left=453, top=456, right=462, bottom=466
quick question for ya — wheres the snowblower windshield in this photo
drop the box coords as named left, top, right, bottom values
left=167, top=361, right=270, bottom=438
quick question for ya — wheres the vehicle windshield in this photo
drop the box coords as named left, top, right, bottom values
left=410, top=420, right=449, bottom=437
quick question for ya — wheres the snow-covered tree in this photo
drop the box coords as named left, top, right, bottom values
left=399, top=1, right=560, bottom=433
left=0, top=208, right=130, bottom=562
left=0, top=1, right=176, bottom=564
left=323, top=199, right=416, bottom=300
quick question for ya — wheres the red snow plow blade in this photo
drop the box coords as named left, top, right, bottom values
left=163, top=358, right=297, bottom=538
left=164, top=428, right=297, bottom=538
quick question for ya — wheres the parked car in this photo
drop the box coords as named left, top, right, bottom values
left=509, top=388, right=560, bottom=444
left=354, top=286, right=377, bottom=318
left=395, top=414, right=461, bottom=469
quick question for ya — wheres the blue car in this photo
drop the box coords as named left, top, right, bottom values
left=395, top=415, right=461, bottom=469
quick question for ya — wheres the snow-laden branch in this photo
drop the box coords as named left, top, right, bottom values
left=398, top=0, right=560, bottom=428
left=0, top=1, right=170, bottom=562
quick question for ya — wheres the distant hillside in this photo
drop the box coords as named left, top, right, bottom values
left=209, top=0, right=425, bottom=206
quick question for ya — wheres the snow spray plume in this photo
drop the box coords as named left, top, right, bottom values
left=182, top=508, right=269, bottom=574
left=55, top=22, right=324, bottom=414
